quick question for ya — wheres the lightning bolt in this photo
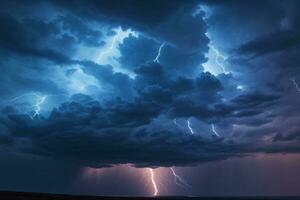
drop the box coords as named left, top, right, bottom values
left=210, top=45, right=229, bottom=75
left=148, top=168, right=158, bottom=196
left=10, top=93, right=48, bottom=118
left=153, top=43, right=165, bottom=63
left=98, top=34, right=118, bottom=62
left=170, top=167, right=189, bottom=188
left=187, top=119, right=195, bottom=135
left=290, top=78, right=300, bottom=92
left=174, top=118, right=195, bottom=135
left=32, top=95, right=47, bottom=118
left=211, top=124, right=220, bottom=137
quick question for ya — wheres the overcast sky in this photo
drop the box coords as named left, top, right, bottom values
left=0, top=0, right=300, bottom=196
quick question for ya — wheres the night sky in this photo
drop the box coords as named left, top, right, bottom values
left=1, top=0, right=300, bottom=197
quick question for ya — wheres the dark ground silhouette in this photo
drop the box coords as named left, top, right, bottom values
left=0, top=191, right=299, bottom=200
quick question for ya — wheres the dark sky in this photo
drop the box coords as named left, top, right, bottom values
left=0, top=0, right=300, bottom=196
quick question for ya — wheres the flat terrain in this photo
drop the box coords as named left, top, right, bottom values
left=0, top=191, right=299, bottom=200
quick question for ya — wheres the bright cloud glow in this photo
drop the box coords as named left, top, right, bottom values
left=203, top=43, right=229, bottom=76
left=67, top=67, right=100, bottom=95
left=96, top=27, right=138, bottom=77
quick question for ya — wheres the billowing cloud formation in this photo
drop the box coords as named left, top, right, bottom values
left=1, top=94, right=232, bottom=168
left=0, top=0, right=299, bottom=168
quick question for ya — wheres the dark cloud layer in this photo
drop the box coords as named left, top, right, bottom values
left=50, top=0, right=198, bottom=29
left=0, top=93, right=253, bottom=168
left=0, top=0, right=299, bottom=171
left=0, top=13, right=70, bottom=64
left=234, top=1, right=300, bottom=57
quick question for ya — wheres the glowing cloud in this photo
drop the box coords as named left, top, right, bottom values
left=32, top=95, right=48, bottom=118
left=10, top=93, right=48, bottom=118
left=210, top=45, right=229, bottom=75
left=97, top=27, right=138, bottom=77
left=97, top=27, right=138, bottom=64
left=237, top=85, right=244, bottom=91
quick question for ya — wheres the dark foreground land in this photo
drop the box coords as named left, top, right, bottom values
left=0, top=191, right=299, bottom=200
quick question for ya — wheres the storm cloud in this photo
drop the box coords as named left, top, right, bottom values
left=0, top=0, right=299, bottom=170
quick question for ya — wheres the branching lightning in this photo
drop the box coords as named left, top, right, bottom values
left=159, top=44, right=196, bottom=200
left=211, top=124, right=220, bottom=137
left=170, top=167, right=189, bottom=188
left=149, top=168, right=158, bottom=196
left=290, top=78, right=300, bottom=93
left=210, top=45, right=229, bottom=75
left=10, top=93, right=49, bottom=118
left=32, top=95, right=47, bottom=118
left=153, top=42, right=165, bottom=63
left=187, top=119, right=195, bottom=135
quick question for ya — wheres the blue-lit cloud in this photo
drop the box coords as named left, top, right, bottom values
left=0, top=0, right=299, bottom=169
